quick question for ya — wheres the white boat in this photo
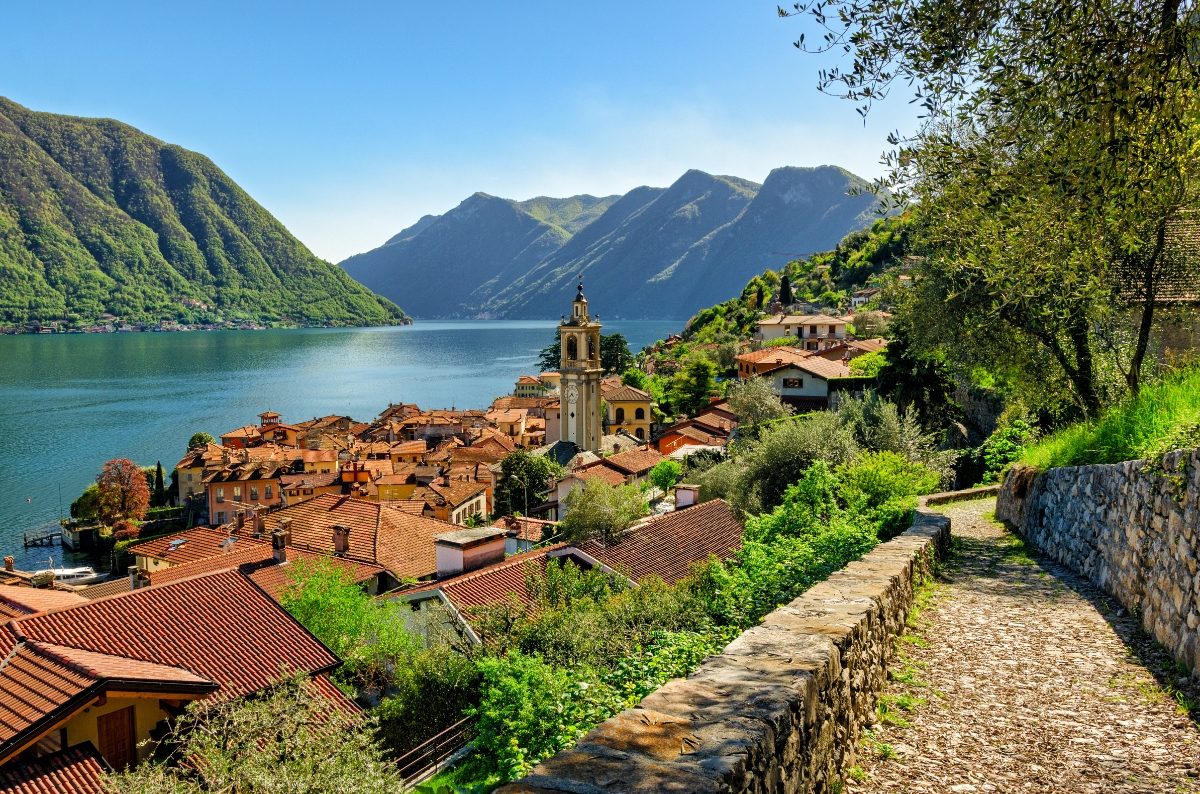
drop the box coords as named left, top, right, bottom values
left=33, top=565, right=107, bottom=586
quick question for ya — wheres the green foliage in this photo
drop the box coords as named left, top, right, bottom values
left=279, top=559, right=420, bottom=691
left=152, top=461, right=167, bottom=507
left=725, top=376, right=794, bottom=427
left=559, top=479, right=650, bottom=544
left=0, top=98, right=406, bottom=328
left=1021, top=366, right=1200, bottom=469
left=848, top=350, right=886, bottom=377
left=600, top=333, right=634, bottom=374
left=873, top=318, right=960, bottom=433
left=495, top=450, right=562, bottom=517
left=69, top=484, right=101, bottom=520
left=648, top=459, right=683, bottom=494
left=187, top=431, right=215, bottom=449
left=374, top=644, right=480, bottom=757
left=669, top=357, right=718, bottom=416
left=974, top=418, right=1037, bottom=484
left=105, top=673, right=402, bottom=793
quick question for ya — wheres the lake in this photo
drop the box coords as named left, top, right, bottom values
left=0, top=320, right=679, bottom=569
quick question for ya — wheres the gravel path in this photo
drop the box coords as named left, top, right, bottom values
left=849, top=497, right=1200, bottom=794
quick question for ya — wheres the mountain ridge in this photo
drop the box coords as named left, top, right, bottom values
left=0, top=97, right=406, bottom=329
left=341, top=165, right=885, bottom=320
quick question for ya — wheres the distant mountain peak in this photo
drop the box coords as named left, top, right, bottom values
left=339, top=165, right=887, bottom=320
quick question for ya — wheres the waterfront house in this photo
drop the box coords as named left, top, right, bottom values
left=756, top=355, right=852, bottom=410
left=513, top=375, right=546, bottom=398
left=204, top=459, right=288, bottom=526
left=734, top=346, right=809, bottom=379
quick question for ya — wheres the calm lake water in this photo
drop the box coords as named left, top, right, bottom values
left=0, top=320, right=679, bottom=569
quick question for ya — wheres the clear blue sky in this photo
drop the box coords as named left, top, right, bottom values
left=1, top=1, right=917, bottom=262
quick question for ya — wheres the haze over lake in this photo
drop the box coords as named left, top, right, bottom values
left=0, top=320, right=678, bottom=569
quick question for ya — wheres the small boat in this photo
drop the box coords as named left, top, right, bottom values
left=33, top=560, right=107, bottom=586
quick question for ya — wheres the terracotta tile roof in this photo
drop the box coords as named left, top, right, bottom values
left=75, top=578, right=131, bottom=601
left=490, top=396, right=551, bottom=411
left=128, top=527, right=253, bottom=565
left=665, top=425, right=724, bottom=445
left=380, top=499, right=427, bottom=515
left=735, top=346, right=809, bottom=365
left=300, top=449, right=338, bottom=463
left=601, top=384, right=653, bottom=402
left=486, top=408, right=527, bottom=424
left=0, top=570, right=341, bottom=762
left=262, top=494, right=457, bottom=579
left=402, top=546, right=566, bottom=613
left=516, top=375, right=542, bottom=385
left=421, top=479, right=488, bottom=507
left=0, top=588, right=87, bottom=618
left=567, top=463, right=628, bottom=487
left=220, top=424, right=262, bottom=439
left=0, top=742, right=109, bottom=794
left=601, top=447, right=664, bottom=476
left=577, top=499, right=743, bottom=584
left=757, top=313, right=847, bottom=326
left=390, top=440, right=428, bottom=455
left=280, top=471, right=340, bottom=489
left=763, top=356, right=852, bottom=380
left=687, top=413, right=735, bottom=436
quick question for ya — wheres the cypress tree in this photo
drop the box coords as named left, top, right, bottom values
left=153, top=461, right=166, bottom=508
left=780, top=274, right=793, bottom=307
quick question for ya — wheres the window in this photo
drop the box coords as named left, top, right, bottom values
left=809, top=325, right=818, bottom=334
left=216, top=487, right=225, bottom=503
left=216, top=511, right=226, bottom=524
left=615, top=407, right=626, bottom=423
left=783, top=377, right=803, bottom=389
left=249, top=486, right=259, bottom=501
left=186, top=473, right=193, bottom=482
left=233, top=486, right=242, bottom=500
left=634, top=407, right=645, bottom=420
left=635, top=427, right=645, bottom=440
left=567, top=337, right=578, bottom=360
left=265, top=485, right=273, bottom=499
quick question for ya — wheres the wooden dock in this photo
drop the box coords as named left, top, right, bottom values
left=22, top=531, right=59, bottom=548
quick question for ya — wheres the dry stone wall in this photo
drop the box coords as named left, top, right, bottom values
left=497, top=510, right=951, bottom=794
left=997, top=450, right=1200, bottom=675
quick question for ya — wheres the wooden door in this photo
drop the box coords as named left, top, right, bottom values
left=97, top=705, right=135, bottom=770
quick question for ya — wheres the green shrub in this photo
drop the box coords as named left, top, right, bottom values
left=837, top=451, right=939, bottom=511
left=975, top=418, right=1037, bottom=483
left=1021, top=366, right=1200, bottom=469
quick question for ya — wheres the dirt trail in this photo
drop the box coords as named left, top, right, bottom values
left=849, top=497, right=1200, bottom=794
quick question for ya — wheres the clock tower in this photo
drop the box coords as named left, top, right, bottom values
left=558, top=281, right=603, bottom=452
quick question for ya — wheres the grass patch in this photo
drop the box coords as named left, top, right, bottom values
left=998, top=533, right=1038, bottom=566
left=1021, top=366, right=1200, bottom=469
left=846, top=765, right=868, bottom=783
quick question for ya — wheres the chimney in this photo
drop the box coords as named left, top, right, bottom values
left=435, top=527, right=507, bottom=579
left=674, top=484, right=700, bottom=510
left=235, top=511, right=245, bottom=533
left=332, top=524, right=350, bottom=554
left=272, top=524, right=291, bottom=564
left=128, top=565, right=151, bottom=590
left=3, top=556, right=12, bottom=572
left=253, top=508, right=266, bottom=538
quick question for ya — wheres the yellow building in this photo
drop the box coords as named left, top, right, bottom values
left=602, top=383, right=655, bottom=441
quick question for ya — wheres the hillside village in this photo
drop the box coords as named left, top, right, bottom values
left=0, top=280, right=905, bottom=790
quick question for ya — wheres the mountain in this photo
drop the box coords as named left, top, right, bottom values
left=340, top=192, right=620, bottom=318
left=0, top=98, right=406, bottom=329
left=340, top=166, right=884, bottom=320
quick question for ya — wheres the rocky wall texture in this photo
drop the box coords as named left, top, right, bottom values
left=997, top=451, right=1200, bottom=675
left=497, top=509, right=952, bottom=794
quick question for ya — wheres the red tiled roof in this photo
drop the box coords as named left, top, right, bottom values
left=390, top=440, right=428, bottom=455
left=568, top=463, right=627, bottom=487
left=601, top=446, right=664, bottom=476
left=0, top=570, right=341, bottom=762
left=220, top=425, right=262, bottom=439
left=0, top=588, right=86, bottom=618
left=577, top=499, right=743, bottom=585
left=0, top=742, right=109, bottom=794
left=263, top=494, right=457, bottom=579
left=74, top=578, right=131, bottom=601
left=403, top=546, right=565, bottom=613
left=760, top=356, right=852, bottom=380
left=734, top=346, right=808, bottom=364
left=601, top=384, right=653, bottom=402
left=128, top=527, right=255, bottom=565
left=280, top=471, right=340, bottom=489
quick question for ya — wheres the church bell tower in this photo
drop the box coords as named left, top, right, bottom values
left=558, top=281, right=603, bottom=452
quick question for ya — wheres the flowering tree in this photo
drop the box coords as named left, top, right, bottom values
left=96, top=457, right=150, bottom=524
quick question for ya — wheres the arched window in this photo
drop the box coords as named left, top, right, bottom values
left=635, top=427, right=645, bottom=440
left=615, top=407, right=626, bottom=423
left=587, top=335, right=596, bottom=361
left=566, top=336, right=577, bottom=360
left=634, top=407, right=645, bottom=420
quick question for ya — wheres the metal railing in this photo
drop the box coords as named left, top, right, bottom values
left=394, top=715, right=476, bottom=784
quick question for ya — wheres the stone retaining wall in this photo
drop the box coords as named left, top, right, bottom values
left=997, top=451, right=1200, bottom=675
left=498, top=509, right=952, bottom=794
